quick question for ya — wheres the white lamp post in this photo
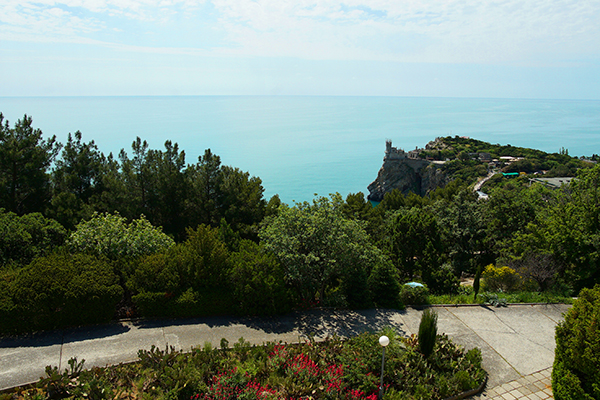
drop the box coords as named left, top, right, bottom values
left=378, top=335, right=390, bottom=400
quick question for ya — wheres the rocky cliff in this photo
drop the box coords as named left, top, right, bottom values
left=367, top=141, right=448, bottom=202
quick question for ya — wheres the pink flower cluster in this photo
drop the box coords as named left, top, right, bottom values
left=191, top=368, right=276, bottom=400
left=192, top=343, right=378, bottom=400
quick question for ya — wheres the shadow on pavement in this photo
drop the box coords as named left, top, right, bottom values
left=130, top=308, right=409, bottom=339
left=132, top=314, right=266, bottom=330
left=132, top=313, right=297, bottom=335
left=293, top=308, right=408, bottom=338
left=0, top=308, right=410, bottom=350
left=0, top=324, right=131, bottom=348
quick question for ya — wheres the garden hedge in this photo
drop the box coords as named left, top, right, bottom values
left=0, top=253, right=123, bottom=334
left=552, top=284, right=600, bottom=400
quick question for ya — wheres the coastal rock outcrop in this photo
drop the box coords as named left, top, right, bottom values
left=367, top=140, right=447, bottom=202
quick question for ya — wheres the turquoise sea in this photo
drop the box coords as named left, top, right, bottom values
left=1, top=96, right=599, bottom=204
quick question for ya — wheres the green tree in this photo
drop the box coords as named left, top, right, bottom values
left=259, top=195, right=384, bottom=306
left=118, top=137, right=152, bottom=219
left=0, top=114, right=60, bottom=214
left=433, top=190, right=488, bottom=275
left=127, top=224, right=232, bottom=317
left=67, top=212, right=174, bottom=259
left=185, top=149, right=223, bottom=228
left=385, top=207, right=444, bottom=283
left=109, top=139, right=189, bottom=239
left=0, top=210, right=67, bottom=269
left=483, top=182, right=549, bottom=258
left=367, top=260, right=402, bottom=309
left=341, top=192, right=373, bottom=221
left=145, top=141, right=187, bottom=240
left=185, top=150, right=267, bottom=240
left=513, top=164, right=600, bottom=291
left=219, top=165, right=266, bottom=240
left=228, top=240, right=291, bottom=315
left=50, top=131, right=106, bottom=229
left=182, top=224, right=231, bottom=288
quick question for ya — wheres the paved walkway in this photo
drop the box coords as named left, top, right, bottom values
left=473, top=367, right=553, bottom=400
left=0, top=304, right=569, bottom=397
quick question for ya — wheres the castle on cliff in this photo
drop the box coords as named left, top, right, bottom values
left=384, top=140, right=422, bottom=162
left=368, top=140, right=443, bottom=202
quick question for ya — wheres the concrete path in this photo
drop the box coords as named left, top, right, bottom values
left=0, top=304, right=569, bottom=396
left=473, top=367, right=554, bottom=400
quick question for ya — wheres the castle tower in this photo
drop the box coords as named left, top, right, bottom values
left=385, top=140, right=392, bottom=155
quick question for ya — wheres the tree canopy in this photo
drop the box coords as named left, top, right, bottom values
left=259, top=195, right=386, bottom=306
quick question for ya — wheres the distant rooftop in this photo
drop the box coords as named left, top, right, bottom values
left=531, top=177, right=575, bottom=188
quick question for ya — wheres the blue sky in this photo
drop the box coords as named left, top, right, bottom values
left=1, top=0, right=600, bottom=99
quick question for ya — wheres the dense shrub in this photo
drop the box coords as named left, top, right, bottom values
left=228, top=240, right=291, bottom=315
left=418, top=308, right=438, bottom=358
left=400, top=284, right=429, bottom=306
left=481, top=264, right=522, bottom=293
left=367, top=261, right=403, bottom=309
left=0, top=253, right=123, bottom=334
left=552, top=284, right=600, bottom=400
left=422, top=263, right=460, bottom=295
left=340, top=256, right=372, bottom=309
left=0, top=210, right=66, bottom=269
left=132, top=288, right=232, bottom=318
left=128, top=225, right=234, bottom=317
left=67, top=212, right=174, bottom=259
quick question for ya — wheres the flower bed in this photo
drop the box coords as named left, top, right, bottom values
left=7, top=329, right=486, bottom=400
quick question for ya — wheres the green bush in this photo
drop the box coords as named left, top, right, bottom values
left=67, top=212, right=174, bottom=259
left=368, top=261, right=403, bottom=309
left=0, top=253, right=123, bottom=334
left=228, top=240, right=291, bottom=315
left=400, top=284, right=429, bottom=306
left=418, top=308, right=438, bottom=358
left=482, top=264, right=522, bottom=293
left=126, top=251, right=181, bottom=295
left=128, top=225, right=234, bottom=318
left=0, top=210, right=66, bottom=269
left=132, top=288, right=232, bottom=318
left=552, top=284, right=600, bottom=400
left=422, top=263, right=460, bottom=295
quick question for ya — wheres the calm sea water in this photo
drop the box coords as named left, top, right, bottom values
left=1, top=96, right=599, bottom=204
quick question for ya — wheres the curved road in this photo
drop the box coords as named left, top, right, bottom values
left=0, top=304, right=569, bottom=396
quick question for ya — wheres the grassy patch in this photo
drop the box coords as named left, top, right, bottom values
left=428, top=287, right=574, bottom=305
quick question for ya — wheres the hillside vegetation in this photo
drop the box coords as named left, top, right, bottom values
left=1, top=115, right=598, bottom=335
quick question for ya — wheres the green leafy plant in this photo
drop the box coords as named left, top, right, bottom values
left=67, top=212, right=174, bottom=260
left=552, top=284, right=600, bottom=399
left=399, top=285, right=429, bottom=306
left=37, top=358, right=85, bottom=399
left=138, top=345, right=179, bottom=371
left=478, top=293, right=508, bottom=307
left=418, top=309, right=438, bottom=358
left=482, top=264, right=522, bottom=293
left=1, top=253, right=123, bottom=334
left=25, top=330, right=485, bottom=400
left=367, top=261, right=403, bottom=309
left=0, top=210, right=66, bottom=270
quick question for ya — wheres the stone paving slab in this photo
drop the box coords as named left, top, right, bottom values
left=472, top=367, right=554, bottom=400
